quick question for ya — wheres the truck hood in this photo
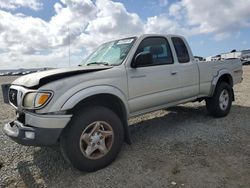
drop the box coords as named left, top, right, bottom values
left=12, top=66, right=112, bottom=89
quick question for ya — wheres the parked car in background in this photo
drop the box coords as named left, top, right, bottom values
left=5, top=72, right=12, bottom=76
left=194, top=56, right=205, bottom=61
left=12, top=72, right=22, bottom=76
left=22, top=71, right=31, bottom=75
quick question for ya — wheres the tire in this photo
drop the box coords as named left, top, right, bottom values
left=206, top=82, right=233, bottom=117
left=60, top=106, right=124, bottom=172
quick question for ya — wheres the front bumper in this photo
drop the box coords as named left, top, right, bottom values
left=3, top=112, right=72, bottom=146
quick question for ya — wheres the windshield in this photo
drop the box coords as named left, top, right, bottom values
left=81, top=37, right=136, bottom=66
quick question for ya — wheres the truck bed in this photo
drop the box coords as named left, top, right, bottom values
left=197, top=59, right=243, bottom=97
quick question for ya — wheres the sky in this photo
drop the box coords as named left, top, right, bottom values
left=0, top=0, right=250, bottom=69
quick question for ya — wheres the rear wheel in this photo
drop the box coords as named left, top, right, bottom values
left=60, top=106, right=124, bottom=172
left=206, top=82, right=233, bottom=117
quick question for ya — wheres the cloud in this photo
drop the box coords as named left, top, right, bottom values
left=83, top=0, right=143, bottom=49
left=0, top=0, right=43, bottom=10
left=1, top=0, right=250, bottom=69
left=0, top=0, right=144, bottom=69
left=0, top=49, right=71, bottom=69
left=169, top=2, right=183, bottom=19
left=169, top=0, right=250, bottom=35
left=0, top=11, right=50, bottom=54
left=144, top=14, right=190, bottom=36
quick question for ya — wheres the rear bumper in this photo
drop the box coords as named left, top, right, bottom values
left=3, top=112, right=72, bottom=146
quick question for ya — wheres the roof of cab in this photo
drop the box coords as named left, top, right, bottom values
left=139, top=33, right=185, bottom=39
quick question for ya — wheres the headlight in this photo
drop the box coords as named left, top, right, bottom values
left=23, top=92, right=52, bottom=109
left=23, top=92, right=36, bottom=108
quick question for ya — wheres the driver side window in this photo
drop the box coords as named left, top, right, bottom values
left=135, top=37, right=174, bottom=66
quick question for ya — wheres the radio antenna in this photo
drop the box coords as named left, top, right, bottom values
left=68, top=26, right=71, bottom=67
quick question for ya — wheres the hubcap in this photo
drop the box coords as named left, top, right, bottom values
left=79, top=121, right=114, bottom=160
left=219, top=89, right=229, bottom=111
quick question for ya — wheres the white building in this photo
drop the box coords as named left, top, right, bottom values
left=206, top=55, right=221, bottom=61
left=241, top=49, right=250, bottom=61
left=206, top=49, right=250, bottom=62
left=221, top=51, right=241, bottom=60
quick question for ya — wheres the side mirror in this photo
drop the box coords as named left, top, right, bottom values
left=131, top=52, right=153, bottom=68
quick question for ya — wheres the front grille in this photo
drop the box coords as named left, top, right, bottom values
left=9, top=89, right=18, bottom=107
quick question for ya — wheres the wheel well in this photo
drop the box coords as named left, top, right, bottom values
left=69, top=94, right=131, bottom=144
left=213, top=74, right=235, bottom=101
left=217, top=74, right=233, bottom=87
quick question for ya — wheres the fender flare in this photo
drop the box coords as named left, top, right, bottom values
left=61, top=85, right=129, bottom=113
left=60, top=85, right=132, bottom=144
left=210, top=69, right=233, bottom=97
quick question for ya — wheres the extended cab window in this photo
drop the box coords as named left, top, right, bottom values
left=135, top=37, right=173, bottom=66
left=171, top=37, right=190, bottom=63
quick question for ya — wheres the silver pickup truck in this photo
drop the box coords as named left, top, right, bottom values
left=2, top=34, right=243, bottom=172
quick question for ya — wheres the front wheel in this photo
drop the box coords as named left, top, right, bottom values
left=60, top=106, right=124, bottom=172
left=206, top=82, right=233, bottom=117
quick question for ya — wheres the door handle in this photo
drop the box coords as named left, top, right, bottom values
left=171, top=71, right=177, bottom=75
left=130, top=75, right=146, bottom=78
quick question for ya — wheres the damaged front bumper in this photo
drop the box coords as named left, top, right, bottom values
left=3, top=111, right=72, bottom=146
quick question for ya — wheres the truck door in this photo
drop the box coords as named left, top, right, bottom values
left=127, top=37, right=182, bottom=114
left=171, top=37, right=199, bottom=99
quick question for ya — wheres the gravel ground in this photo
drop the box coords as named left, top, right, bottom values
left=0, top=67, right=250, bottom=188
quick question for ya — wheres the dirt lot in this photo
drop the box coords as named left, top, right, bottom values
left=0, top=67, right=250, bottom=188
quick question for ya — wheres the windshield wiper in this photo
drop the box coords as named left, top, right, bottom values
left=86, top=62, right=110, bottom=66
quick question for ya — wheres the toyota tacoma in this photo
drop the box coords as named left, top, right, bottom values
left=2, top=34, right=243, bottom=171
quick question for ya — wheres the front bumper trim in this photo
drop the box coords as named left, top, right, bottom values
left=4, top=120, right=64, bottom=146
